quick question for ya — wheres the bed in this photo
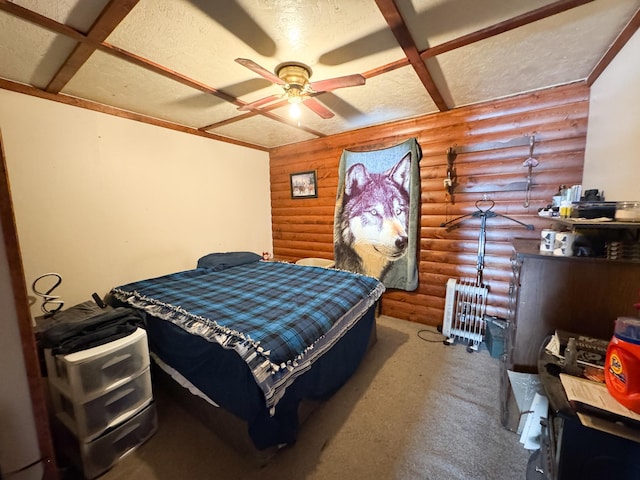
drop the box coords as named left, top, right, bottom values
left=106, top=252, right=384, bottom=459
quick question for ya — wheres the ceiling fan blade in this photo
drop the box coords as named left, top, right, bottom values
left=318, top=29, right=396, bottom=66
left=238, top=94, right=282, bottom=111
left=315, top=92, right=364, bottom=121
left=309, top=74, right=365, bottom=93
left=303, top=98, right=334, bottom=119
left=235, top=58, right=284, bottom=85
left=187, top=1, right=276, bottom=57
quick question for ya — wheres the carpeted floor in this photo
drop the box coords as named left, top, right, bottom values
left=94, top=315, right=531, bottom=480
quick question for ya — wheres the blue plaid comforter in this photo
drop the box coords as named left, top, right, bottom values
left=110, top=261, right=384, bottom=412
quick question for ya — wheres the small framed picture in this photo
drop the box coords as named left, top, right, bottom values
left=290, top=170, right=318, bottom=199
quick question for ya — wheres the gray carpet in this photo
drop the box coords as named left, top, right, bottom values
left=100, top=315, right=531, bottom=479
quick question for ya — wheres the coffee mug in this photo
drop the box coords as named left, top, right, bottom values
left=553, top=232, right=576, bottom=256
left=540, top=229, right=556, bottom=253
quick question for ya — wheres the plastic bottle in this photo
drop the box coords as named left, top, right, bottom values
left=604, top=317, right=640, bottom=413
left=558, top=185, right=572, bottom=218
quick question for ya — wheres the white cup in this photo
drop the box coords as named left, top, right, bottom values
left=540, top=229, right=556, bottom=253
left=553, top=232, right=576, bottom=256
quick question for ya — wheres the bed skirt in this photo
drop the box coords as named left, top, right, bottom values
left=152, top=308, right=378, bottom=465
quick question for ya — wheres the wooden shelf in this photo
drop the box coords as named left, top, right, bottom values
left=552, top=218, right=640, bottom=229
left=511, top=238, right=636, bottom=264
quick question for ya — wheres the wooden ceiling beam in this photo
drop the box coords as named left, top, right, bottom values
left=0, top=77, right=270, bottom=151
left=189, top=0, right=603, bottom=131
left=421, top=0, right=594, bottom=59
left=587, top=7, right=640, bottom=86
left=374, top=0, right=449, bottom=111
left=102, top=43, right=324, bottom=137
left=100, top=44, right=327, bottom=138
left=365, top=0, right=594, bottom=81
left=0, top=0, right=324, bottom=139
left=0, top=0, right=86, bottom=42
left=0, top=1, right=240, bottom=105
left=362, top=58, right=410, bottom=80
left=102, top=42, right=240, bottom=104
left=200, top=100, right=327, bottom=138
left=1, top=0, right=634, bottom=144
left=46, top=0, right=140, bottom=93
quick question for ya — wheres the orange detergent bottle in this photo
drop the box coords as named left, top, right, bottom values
left=605, top=316, right=640, bottom=414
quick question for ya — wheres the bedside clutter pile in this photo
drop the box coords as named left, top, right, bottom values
left=529, top=320, right=640, bottom=480
left=539, top=218, right=640, bottom=260
left=537, top=187, right=640, bottom=260
left=36, top=300, right=157, bottom=479
left=537, top=185, right=640, bottom=224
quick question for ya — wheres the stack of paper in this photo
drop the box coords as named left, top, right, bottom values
left=560, top=374, right=640, bottom=442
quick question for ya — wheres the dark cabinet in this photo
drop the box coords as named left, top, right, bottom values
left=506, top=239, right=640, bottom=372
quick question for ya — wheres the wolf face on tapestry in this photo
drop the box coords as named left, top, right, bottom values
left=334, top=138, right=422, bottom=291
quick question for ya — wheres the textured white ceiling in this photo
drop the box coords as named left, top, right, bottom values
left=0, top=0, right=638, bottom=149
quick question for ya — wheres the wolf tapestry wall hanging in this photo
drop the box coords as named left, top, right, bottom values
left=333, top=137, right=422, bottom=291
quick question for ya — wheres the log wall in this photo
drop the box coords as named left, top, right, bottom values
left=269, top=82, right=589, bottom=326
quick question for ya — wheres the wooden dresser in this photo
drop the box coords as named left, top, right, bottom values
left=506, top=238, right=640, bottom=372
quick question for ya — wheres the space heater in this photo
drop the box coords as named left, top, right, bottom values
left=442, top=278, right=488, bottom=351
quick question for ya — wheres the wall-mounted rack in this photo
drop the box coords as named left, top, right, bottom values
left=444, top=135, right=537, bottom=205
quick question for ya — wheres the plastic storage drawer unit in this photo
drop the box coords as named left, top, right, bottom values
left=44, top=328, right=150, bottom=400
left=51, top=367, right=152, bottom=441
left=44, top=328, right=149, bottom=401
left=55, top=401, right=158, bottom=479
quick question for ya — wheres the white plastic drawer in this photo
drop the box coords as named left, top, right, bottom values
left=51, top=367, right=153, bottom=441
left=45, top=328, right=150, bottom=401
left=54, top=402, right=157, bottom=479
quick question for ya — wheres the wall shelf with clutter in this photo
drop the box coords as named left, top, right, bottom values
left=538, top=194, right=640, bottom=262
left=552, top=218, right=640, bottom=230
left=548, top=218, right=640, bottom=263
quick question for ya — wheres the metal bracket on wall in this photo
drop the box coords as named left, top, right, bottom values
left=444, top=146, right=457, bottom=203
left=522, top=135, right=539, bottom=208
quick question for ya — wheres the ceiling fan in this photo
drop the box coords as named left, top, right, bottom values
left=235, top=58, right=366, bottom=119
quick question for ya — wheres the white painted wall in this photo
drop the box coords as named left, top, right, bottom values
left=0, top=89, right=270, bottom=477
left=0, top=90, right=272, bottom=318
left=582, top=29, right=640, bottom=200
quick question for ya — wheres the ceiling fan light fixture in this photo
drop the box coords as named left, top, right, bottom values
left=289, top=102, right=301, bottom=119
left=275, top=62, right=312, bottom=89
left=287, top=87, right=304, bottom=104
left=236, top=58, right=358, bottom=120
left=275, top=63, right=311, bottom=109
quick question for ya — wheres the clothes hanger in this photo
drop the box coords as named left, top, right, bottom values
left=441, top=199, right=534, bottom=230
left=441, top=198, right=534, bottom=286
